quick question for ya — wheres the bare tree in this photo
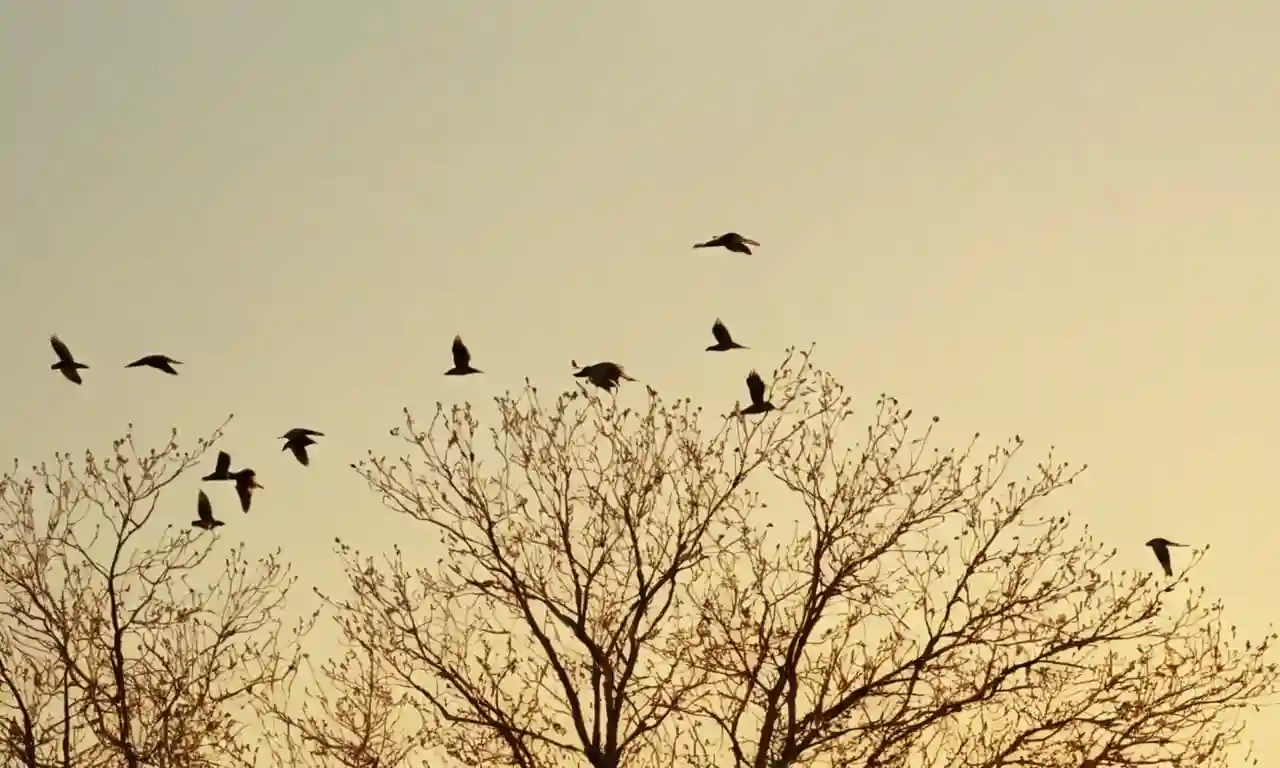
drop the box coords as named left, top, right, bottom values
left=338, top=351, right=823, bottom=767
left=254, top=617, right=425, bottom=768
left=0, top=420, right=312, bottom=768
left=340, top=349, right=1279, bottom=768
left=685, top=378, right=1279, bottom=768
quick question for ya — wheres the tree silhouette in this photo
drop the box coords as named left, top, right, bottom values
left=339, top=348, right=1279, bottom=768
left=255, top=621, right=424, bottom=768
left=0, top=420, right=311, bottom=768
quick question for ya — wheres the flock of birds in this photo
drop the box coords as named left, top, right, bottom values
left=39, top=230, right=1188, bottom=581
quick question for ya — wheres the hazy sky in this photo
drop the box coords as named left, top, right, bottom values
left=3, top=1, right=1279, bottom=761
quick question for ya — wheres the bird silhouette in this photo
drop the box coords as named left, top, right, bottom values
left=280, top=428, right=324, bottom=466
left=693, top=232, right=760, bottom=255
left=125, top=354, right=182, bottom=375
left=202, top=451, right=234, bottom=481
left=191, top=490, right=224, bottom=530
left=738, top=371, right=777, bottom=416
left=445, top=336, right=482, bottom=375
left=1145, top=537, right=1187, bottom=578
left=49, top=334, right=89, bottom=385
left=231, top=469, right=263, bottom=513
left=706, top=319, right=747, bottom=352
left=571, top=360, right=634, bottom=392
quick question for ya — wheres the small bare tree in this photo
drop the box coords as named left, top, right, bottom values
left=0, top=420, right=311, bottom=768
left=339, top=349, right=1278, bottom=768
left=254, top=613, right=425, bottom=768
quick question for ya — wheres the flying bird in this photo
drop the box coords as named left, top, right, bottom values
left=230, top=469, right=263, bottom=513
left=125, top=354, right=183, bottom=375
left=191, top=490, right=224, bottom=530
left=49, top=334, right=89, bottom=385
left=1145, top=537, right=1187, bottom=578
left=737, top=371, right=776, bottom=416
left=693, top=232, right=760, bottom=255
left=571, top=360, right=634, bottom=392
left=445, top=336, right=482, bottom=375
left=280, top=428, right=324, bottom=466
left=706, top=319, right=747, bottom=352
left=202, top=451, right=234, bottom=482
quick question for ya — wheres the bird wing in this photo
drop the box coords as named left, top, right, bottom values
left=712, top=320, right=732, bottom=346
left=591, top=363, right=626, bottom=385
left=50, top=335, right=74, bottom=363
left=746, top=371, right=766, bottom=404
left=452, top=336, right=471, bottom=368
left=236, top=477, right=254, bottom=512
left=1153, top=545, right=1172, bottom=576
left=283, top=427, right=323, bottom=441
left=742, top=238, right=760, bottom=246
left=288, top=441, right=310, bottom=466
left=197, top=490, right=214, bottom=523
left=214, top=451, right=231, bottom=475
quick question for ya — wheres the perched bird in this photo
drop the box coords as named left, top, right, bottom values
left=202, top=451, right=234, bottom=482
left=49, top=334, right=89, bottom=385
left=572, top=360, right=634, bottom=392
left=1145, top=537, right=1187, bottom=578
left=280, top=428, right=324, bottom=466
left=693, top=232, right=760, bottom=255
left=706, top=319, right=747, bottom=352
left=191, top=490, right=224, bottom=530
left=445, top=336, right=482, bottom=376
left=231, top=469, right=263, bottom=513
left=125, top=354, right=183, bottom=375
left=737, top=371, right=777, bottom=416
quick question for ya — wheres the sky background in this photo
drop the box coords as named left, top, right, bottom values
left=2, top=0, right=1278, bottom=762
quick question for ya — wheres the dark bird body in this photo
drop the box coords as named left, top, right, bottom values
left=231, top=469, right=263, bottom=513
left=693, top=232, right=760, bottom=255
left=572, top=360, right=634, bottom=392
left=202, top=451, right=234, bottom=481
left=445, top=336, right=482, bottom=375
left=706, top=319, right=746, bottom=352
left=126, top=354, right=182, bottom=375
left=49, top=335, right=89, bottom=385
left=738, top=371, right=776, bottom=416
left=280, top=428, right=324, bottom=466
left=192, top=490, right=224, bottom=530
left=1145, top=537, right=1187, bottom=578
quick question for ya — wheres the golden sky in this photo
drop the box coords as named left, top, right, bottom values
left=2, top=1, right=1278, bottom=761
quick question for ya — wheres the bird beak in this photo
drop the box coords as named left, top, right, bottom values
left=254, top=481, right=264, bottom=489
